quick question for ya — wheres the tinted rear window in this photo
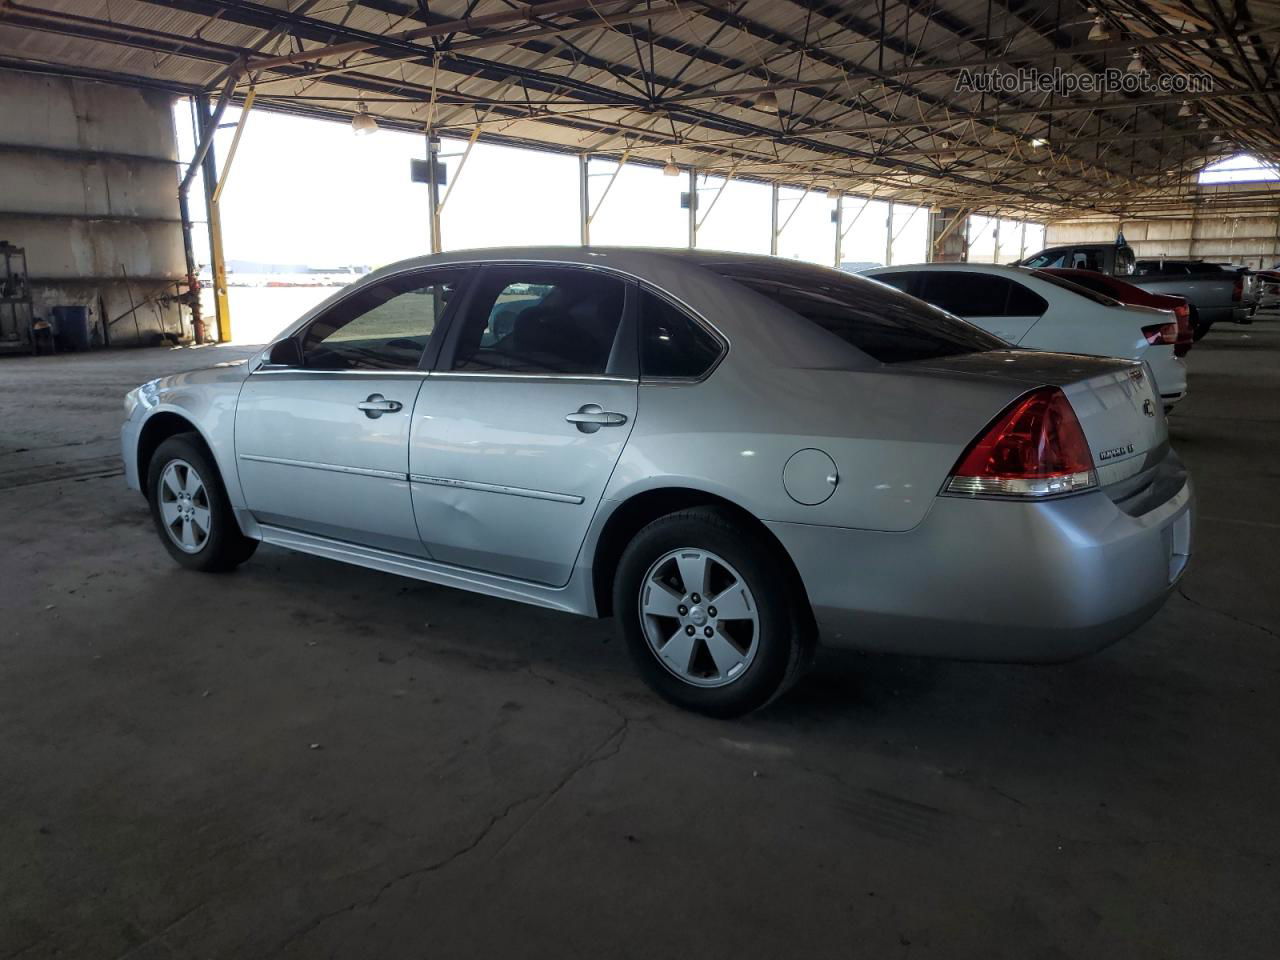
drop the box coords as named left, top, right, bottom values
left=702, top=261, right=1005, bottom=363
left=1030, top=269, right=1121, bottom=306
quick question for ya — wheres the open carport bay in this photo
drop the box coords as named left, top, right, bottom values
left=1, top=320, right=1278, bottom=959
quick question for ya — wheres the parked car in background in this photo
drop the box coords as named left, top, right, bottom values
left=1132, top=260, right=1250, bottom=335
left=1018, top=243, right=1249, bottom=337
left=1040, top=267, right=1192, bottom=357
left=1256, top=269, right=1280, bottom=309
left=1019, top=241, right=1137, bottom=275
left=1208, top=263, right=1261, bottom=315
left=120, top=249, right=1194, bottom=716
left=863, top=263, right=1188, bottom=407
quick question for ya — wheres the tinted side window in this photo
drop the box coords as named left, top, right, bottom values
left=916, top=272, right=1012, bottom=317
left=1006, top=281, right=1049, bottom=316
left=702, top=261, right=1004, bottom=364
left=1068, top=249, right=1102, bottom=271
left=302, top=270, right=461, bottom=371
left=639, top=289, right=723, bottom=379
left=451, top=267, right=625, bottom=375
left=871, top=272, right=916, bottom=295
left=1023, top=250, right=1067, bottom=268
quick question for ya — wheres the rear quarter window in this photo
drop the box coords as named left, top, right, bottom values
left=702, top=261, right=1005, bottom=364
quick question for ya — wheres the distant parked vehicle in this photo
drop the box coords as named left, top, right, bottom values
left=1040, top=268, right=1193, bottom=357
left=1017, top=242, right=1248, bottom=338
left=1257, top=270, right=1280, bottom=309
left=1133, top=259, right=1250, bottom=334
left=1019, top=242, right=1138, bottom=275
left=864, top=263, right=1188, bottom=407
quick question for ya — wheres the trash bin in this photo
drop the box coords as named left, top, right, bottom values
left=52, top=305, right=92, bottom=351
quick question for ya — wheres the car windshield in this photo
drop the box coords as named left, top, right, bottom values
left=1030, top=269, right=1123, bottom=307
left=700, top=260, right=1005, bottom=363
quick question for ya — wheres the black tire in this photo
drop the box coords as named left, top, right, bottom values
left=146, top=433, right=257, bottom=572
left=1190, top=306, right=1211, bottom=341
left=613, top=506, right=815, bottom=717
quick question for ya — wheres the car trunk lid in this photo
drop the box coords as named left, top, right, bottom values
left=904, top=349, right=1167, bottom=492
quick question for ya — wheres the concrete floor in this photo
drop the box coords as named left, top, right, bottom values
left=2, top=320, right=1278, bottom=960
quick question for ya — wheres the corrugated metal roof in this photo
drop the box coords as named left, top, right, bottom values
left=1, top=0, right=1277, bottom=217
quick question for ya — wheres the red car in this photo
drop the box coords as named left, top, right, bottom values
left=1041, top=268, right=1193, bottom=357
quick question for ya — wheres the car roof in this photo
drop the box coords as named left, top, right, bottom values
left=864, top=262, right=1034, bottom=276
left=359, top=246, right=798, bottom=280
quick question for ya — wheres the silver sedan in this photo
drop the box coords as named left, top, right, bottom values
left=121, top=249, right=1194, bottom=716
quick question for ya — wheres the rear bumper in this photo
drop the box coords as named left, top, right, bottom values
left=768, top=455, right=1193, bottom=662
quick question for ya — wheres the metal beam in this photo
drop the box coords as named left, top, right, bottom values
left=246, top=0, right=636, bottom=70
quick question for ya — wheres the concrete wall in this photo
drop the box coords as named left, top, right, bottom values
left=1047, top=203, right=1280, bottom=269
left=0, top=69, right=188, bottom=349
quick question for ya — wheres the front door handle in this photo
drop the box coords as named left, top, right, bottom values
left=357, top=394, right=403, bottom=418
left=566, top=403, right=628, bottom=434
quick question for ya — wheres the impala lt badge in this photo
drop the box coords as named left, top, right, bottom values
left=1099, top=443, right=1136, bottom=461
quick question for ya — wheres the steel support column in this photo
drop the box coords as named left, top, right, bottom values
left=687, top=167, right=697, bottom=248
left=578, top=154, right=590, bottom=246
left=426, top=135, right=442, bottom=254
left=833, top=194, right=843, bottom=268
left=194, top=94, right=228, bottom=344
left=885, top=201, right=894, bottom=266
left=770, top=183, right=779, bottom=256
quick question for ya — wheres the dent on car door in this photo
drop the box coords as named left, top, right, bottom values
left=409, top=264, right=638, bottom=586
left=235, top=268, right=469, bottom=555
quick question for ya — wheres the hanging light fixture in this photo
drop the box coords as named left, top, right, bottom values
left=1029, top=137, right=1048, bottom=148
left=662, top=155, right=680, bottom=176
left=1198, top=116, right=1209, bottom=130
left=1087, top=15, right=1111, bottom=41
left=1178, top=100, right=1194, bottom=118
left=1126, top=51, right=1145, bottom=74
left=351, top=101, right=378, bottom=136
left=754, top=90, right=779, bottom=114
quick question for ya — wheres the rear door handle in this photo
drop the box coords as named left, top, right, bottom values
left=357, top=394, right=403, bottom=418
left=566, top=403, right=628, bottom=433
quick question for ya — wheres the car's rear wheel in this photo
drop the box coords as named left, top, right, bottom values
left=1189, top=306, right=1211, bottom=341
left=146, top=434, right=257, bottom=572
left=614, top=507, right=814, bottom=717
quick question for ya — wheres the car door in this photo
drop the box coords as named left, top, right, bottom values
left=409, top=263, right=637, bottom=586
left=915, top=271, right=1046, bottom=344
left=235, top=267, right=468, bottom=556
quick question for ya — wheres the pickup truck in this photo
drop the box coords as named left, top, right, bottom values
left=1017, top=242, right=1249, bottom=339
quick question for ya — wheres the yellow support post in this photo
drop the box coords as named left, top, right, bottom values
left=208, top=87, right=255, bottom=343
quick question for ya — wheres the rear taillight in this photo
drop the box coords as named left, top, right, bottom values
left=945, top=387, right=1097, bottom=498
left=1142, top=322, right=1178, bottom=346
left=1232, top=274, right=1243, bottom=301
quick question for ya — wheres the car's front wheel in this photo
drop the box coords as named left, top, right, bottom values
left=614, top=507, right=814, bottom=717
left=146, top=433, right=257, bottom=572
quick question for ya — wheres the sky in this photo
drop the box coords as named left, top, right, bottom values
left=173, top=101, right=1044, bottom=274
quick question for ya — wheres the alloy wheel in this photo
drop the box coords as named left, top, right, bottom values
left=157, top=459, right=211, bottom=554
left=639, top=547, right=760, bottom=687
